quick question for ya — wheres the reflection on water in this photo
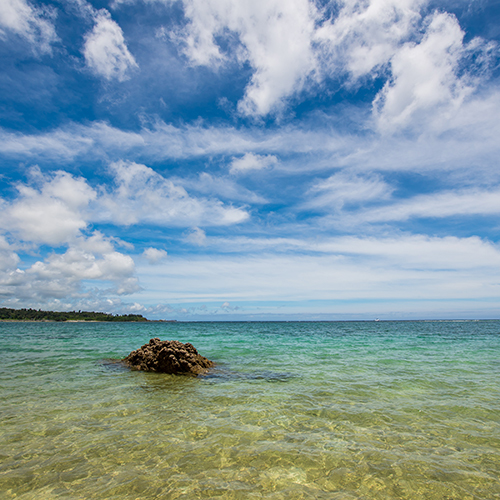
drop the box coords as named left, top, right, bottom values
left=0, top=321, right=499, bottom=499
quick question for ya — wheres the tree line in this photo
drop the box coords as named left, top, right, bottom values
left=0, top=308, right=149, bottom=322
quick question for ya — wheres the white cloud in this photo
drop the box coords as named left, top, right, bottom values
left=0, top=171, right=139, bottom=304
left=304, top=170, right=393, bottom=210
left=0, top=236, right=20, bottom=272
left=180, top=172, right=267, bottom=204
left=135, top=233, right=500, bottom=303
left=353, top=187, right=500, bottom=224
left=184, top=227, right=207, bottom=246
left=1, top=89, right=499, bottom=176
left=190, top=233, right=500, bottom=271
left=168, top=0, right=431, bottom=117
left=164, top=0, right=494, bottom=127
left=30, top=246, right=133, bottom=281
left=315, top=0, right=425, bottom=80
left=316, top=234, right=500, bottom=270
left=143, top=247, right=168, bottom=264
left=0, top=164, right=249, bottom=251
left=0, top=120, right=339, bottom=162
left=0, top=233, right=139, bottom=305
left=97, top=160, right=249, bottom=226
left=220, top=300, right=239, bottom=311
left=78, top=231, right=128, bottom=254
left=83, top=9, right=138, bottom=81
left=373, top=12, right=474, bottom=131
left=1, top=169, right=96, bottom=246
left=0, top=126, right=97, bottom=161
left=0, top=0, right=57, bottom=54
left=173, top=0, right=318, bottom=116
left=7, top=246, right=138, bottom=299
left=0, top=165, right=254, bottom=307
left=229, top=152, right=278, bottom=174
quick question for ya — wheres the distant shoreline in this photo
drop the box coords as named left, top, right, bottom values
left=0, top=307, right=171, bottom=323
left=0, top=319, right=178, bottom=323
left=0, top=319, right=125, bottom=322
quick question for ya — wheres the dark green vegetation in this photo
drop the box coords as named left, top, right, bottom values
left=0, top=308, right=148, bottom=322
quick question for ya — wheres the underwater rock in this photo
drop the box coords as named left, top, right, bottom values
left=123, top=338, right=214, bottom=375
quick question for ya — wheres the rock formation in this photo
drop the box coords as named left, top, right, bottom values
left=123, top=338, right=214, bottom=375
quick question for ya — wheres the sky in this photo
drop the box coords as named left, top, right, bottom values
left=1, top=0, right=500, bottom=320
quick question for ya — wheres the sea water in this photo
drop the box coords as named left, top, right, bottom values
left=0, top=321, right=499, bottom=499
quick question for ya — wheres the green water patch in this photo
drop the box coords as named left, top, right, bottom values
left=1, top=321, right=499, bottom=499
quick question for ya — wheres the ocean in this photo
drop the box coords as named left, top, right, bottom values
left=1, top=320, right=499, bottom=499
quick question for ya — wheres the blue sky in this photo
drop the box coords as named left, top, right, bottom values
left=1, top=0, right=500, bottom=320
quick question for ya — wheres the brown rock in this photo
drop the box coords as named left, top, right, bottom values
left=123, top=338, right=214, bottom=375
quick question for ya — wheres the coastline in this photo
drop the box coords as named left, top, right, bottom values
left=0, top=318, right=178, bottom=323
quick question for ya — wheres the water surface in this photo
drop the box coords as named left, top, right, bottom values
left=1, top=321, right=499, bottom=499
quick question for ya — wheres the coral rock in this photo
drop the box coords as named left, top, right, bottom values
left=123, top=338, right=214, bottom=375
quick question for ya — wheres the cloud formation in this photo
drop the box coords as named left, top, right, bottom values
left=0, top=163, right=250, bottom=309
left=163, top=0, right=493, bottom=126
left=0, top=232, right=139, bottom=307
left=304, top=171, right=393, bottom=211
left=83, top=9, right=138, bottom=81
left=143, top=247, right=168, bottom=264
left=0, top=170, right=138, bottom=305
left=230, top=153, right=278, bottom=174
left=1, top=169, right=96, bottom=246
left=184, top=227, right=207, bottom=246
left=373, top=12, right=474, bottom=131
left=98, top=160, right=249, bottom=226
left=175, top=0, right=318, bottom=116
left=316, top=0, right=424, bottom=80
left=136, top=233, right=500, bottom=304
left=0, top=0, right=57, bottom=53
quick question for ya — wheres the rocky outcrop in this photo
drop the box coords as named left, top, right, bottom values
left=123, top=338, right=214, bottom=375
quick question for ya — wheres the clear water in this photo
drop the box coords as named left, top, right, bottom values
left=1, top=321, right=499, bottom=499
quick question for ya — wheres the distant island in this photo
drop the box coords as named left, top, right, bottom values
left=0, top=307, right=150, bottom=322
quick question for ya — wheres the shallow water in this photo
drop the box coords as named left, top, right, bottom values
left=1, top=321, right=499, bottom=499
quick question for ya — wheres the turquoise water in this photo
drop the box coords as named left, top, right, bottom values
left=1, top=321, right=499, bottom=499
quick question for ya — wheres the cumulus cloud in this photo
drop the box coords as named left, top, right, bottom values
left=0, top=231, right=139, bottom=306
left=229, top=152, right=278, bottom=174
left=97, top=160, right=249, bottom=226
left=0, top=236, right=20, bottom=272
left=29, top=246, right=138, bottom=293
left=0, top=248, right=138, bottom=303
left=315, top=0, right=424, bottom=79
left=171, top=0, right=426, bottom=116
left=159, top=0, right=495, bottom=128
left=173, top=0, right=318, bottom=116
left=83, top=9, right=138, bottom=81
left=0, top=164, right=249, bottom=246
left=0, top=164, right=249, bottom=308
left=143, top=247, right=168, bottom=264
left=318, top=3, right=491, bottom=132
left=0, top=0, right=57, bottom=53
left=373, top=12, right=474, bottom=131
left=221, top=300, right=239, bottom=311
left=1, top=169, right=96, bottom=246
left=184, top=227, right=207, bottom=246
